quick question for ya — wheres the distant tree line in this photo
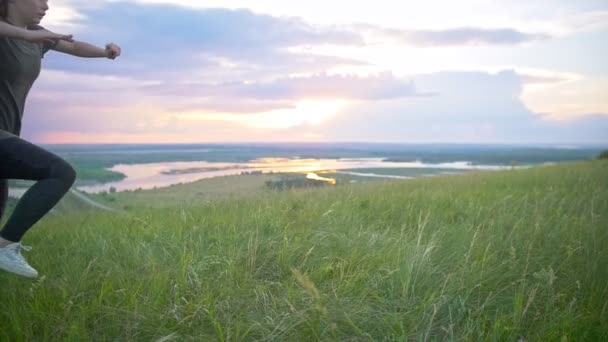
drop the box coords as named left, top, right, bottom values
left=265, top=176, right=334, bottom=191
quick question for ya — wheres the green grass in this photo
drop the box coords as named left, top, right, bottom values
left=87, top=169, right=460, bottom=211
left=322, top=167, right=473, bottom=184
left=335, top=167, right=470, bottom=176
left=1, top=161, right=607, bottom=341
left=88, top=174, right=284, bottom=209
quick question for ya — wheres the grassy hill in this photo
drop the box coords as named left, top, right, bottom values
left=1, top=161, right=607, bottom=341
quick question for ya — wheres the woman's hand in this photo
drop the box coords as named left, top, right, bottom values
left=23, top=29, right=73, bottom=45
left=105, top=43, right=121, bottom=59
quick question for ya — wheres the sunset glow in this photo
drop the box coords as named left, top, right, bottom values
left=18, top=0, right=608, bottom=144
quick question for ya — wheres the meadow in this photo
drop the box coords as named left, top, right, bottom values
left=1, top=160, right=607, bottom=341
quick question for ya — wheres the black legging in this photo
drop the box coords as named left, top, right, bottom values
left=0, top=136, right=76, bottom=242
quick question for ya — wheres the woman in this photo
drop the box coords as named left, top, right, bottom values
left=0, top=0, right=121, bottom=278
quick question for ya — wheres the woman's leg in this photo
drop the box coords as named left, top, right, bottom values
left=0, top=179, right=7, bottom=224
left=0, top=137, right=76, bottom=243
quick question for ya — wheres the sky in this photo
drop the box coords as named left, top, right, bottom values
left=22, top=0, right=608, bottom=144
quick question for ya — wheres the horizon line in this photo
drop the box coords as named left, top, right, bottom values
left=38, top=141, right=608, bottom=147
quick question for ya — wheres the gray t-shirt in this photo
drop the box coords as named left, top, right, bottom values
left=0, top=24, right=55, bottom=140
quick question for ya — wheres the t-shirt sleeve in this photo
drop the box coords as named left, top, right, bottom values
left=42, top=38, right=59, bottom=55
left=29, top=25, right=59, bottom=56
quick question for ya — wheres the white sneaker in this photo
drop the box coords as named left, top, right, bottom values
left=0, top=242, right=39, bottom=278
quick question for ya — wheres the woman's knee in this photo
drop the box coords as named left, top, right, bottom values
left=50, top=160, right=77, bottom=187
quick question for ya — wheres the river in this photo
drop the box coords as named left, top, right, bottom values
left=71, top=157, right=511, bottom=193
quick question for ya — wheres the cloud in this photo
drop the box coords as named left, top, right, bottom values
left=22, top=70, right=164, bottom=138
left=558, top=10, right=608, bottom=34
left=166, top=98, right=296, bottom=114
left=67, top=2, right=362, bottom=48
left=42, top=2, right=366, bottom=80
left=23, top=69, right=421, bottom=140
left=21, top=1, right=606, bottom=144
left=22, top=70, right=608, bottom=144
left=358, top=25, right=550, bottom=46
left=520, top=75, right=608, bottom=120
left=141, top=72, right=421, bottom=104
left=311, top=70, right=608, bottom=144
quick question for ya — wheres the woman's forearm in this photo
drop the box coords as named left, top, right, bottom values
left=72, top=41, right=107, bottom=58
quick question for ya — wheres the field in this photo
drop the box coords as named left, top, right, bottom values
left=1, top=160, right=607, bottom=340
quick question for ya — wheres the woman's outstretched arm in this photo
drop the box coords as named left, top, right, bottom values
left=52, top=37, right=121, bottom=59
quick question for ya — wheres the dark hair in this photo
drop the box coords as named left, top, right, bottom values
left=0, top=0, right=7, bottom=19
